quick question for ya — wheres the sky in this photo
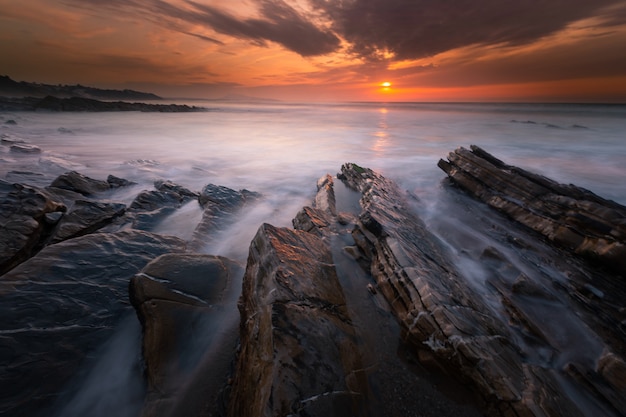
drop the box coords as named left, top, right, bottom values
left=1, top=0, right=626, bottom=102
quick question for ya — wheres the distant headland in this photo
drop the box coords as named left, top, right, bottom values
left=0, top=76, right=206, bottom=112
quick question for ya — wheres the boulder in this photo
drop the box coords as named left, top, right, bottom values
left=49, top=171, right=111, bottom=196
left=228, top=223, right=369, bottom=417
left=107, top=174, right=136, bottom=188
left=438, top=145, right=626, bottom=273
left=0, top=180, right=65, bottom=275
left=0, top=230, right=186, bottom=417
left=129, top=253, right=243, bottom=417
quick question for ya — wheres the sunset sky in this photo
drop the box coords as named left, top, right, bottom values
left=1, top=0, right=626, bottom=102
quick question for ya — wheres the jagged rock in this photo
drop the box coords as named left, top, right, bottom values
left=228, top=223, right=369, bottom=417
left=292, top=174, right=338, bottom=236
left=190, top=184, right=261, bottom=250
left=48, top=199, right=126, bottom=243
left=49, top=170, right=111, bottom=196
left=438, top=145, right=626, bottom=273
left=129, top=253, right=242, bottom=417
left=0, top=230, right=186, bottom=417
left=9, top=143, right=41, bottom=153
left=314, top=174, right=337, bottom=216
left=292, top=206, right=331, bottom=236
left=155, top=179, right=198, bottom=198
left=0, top=180, right=65, bottom=275
left=107, top=174, right=136, bottom=188
left=127, top=181, right=197, bottom=231
left=337, top=162, right=624, bottom=417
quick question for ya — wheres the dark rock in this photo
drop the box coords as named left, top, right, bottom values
left=9, top=143, right=41, bottom=153
left=129, top=254, right=243, bottom=417
left=0, top=230, right=186, bottom=417
left=228, top=223, right=369, bottom=417
left=155, top=179, right=197, bottom=198
left=0, top=180, right=65, bottom=275
left=33, top=95, right=205, bottom=112
left=49, top=171, right=111, bottom=196
left=190, top=184, right=261, bottom=250
left=438, top=145, right=626, bottom=273
left=338, top=162, right=624, bottom=417
left=107, top=174, right=136, bottom=188
left=48, top=199, right=126, bottom=243
left=4, top=119, right=17, bottom=125
left=1, top=133, right=24, bottom=144
left=198, top=184, right=258, bottom=209
left=126, top=181, right=197, bottom=231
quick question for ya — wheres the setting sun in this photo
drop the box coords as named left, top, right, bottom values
left=381, top=82, right=391, bottom=87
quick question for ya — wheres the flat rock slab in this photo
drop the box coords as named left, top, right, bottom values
left=438, top=145, right=626, bottom=273
left=130, top=253, right=243, bottom=417
left=50, top=170, right=112, bottom=196
left=0, top=230, right=186, bottom=417
left=49, top=199, right=127, bottom=243
left=228, top=223, right=369, bottom=417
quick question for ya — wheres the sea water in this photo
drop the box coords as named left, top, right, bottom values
left=1, top=101, right=625, bottom=415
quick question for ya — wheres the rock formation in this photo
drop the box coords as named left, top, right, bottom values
left=130, top=253, right=243, bottom=417
left=438, top=145, right=626, bottom=273
left=0, top=180, right=65, bottom=275
left=0, top=230, right=186, bottom=416
left=228, top=223, right=370, bottom=417
left=338, top=159, right=626, bottom=416
left=2, top=148, right=625, bottom=417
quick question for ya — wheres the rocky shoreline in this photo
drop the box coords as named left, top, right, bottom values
left=0, top=95, right=207, bottom=112
left=1, top=144, right=624, bottom=417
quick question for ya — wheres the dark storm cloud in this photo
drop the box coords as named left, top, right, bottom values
left=64, top=0, right=341, bottom=56
left=310, top=0, right=626, bottom=60
left=184, top=0, right=341, bottom=56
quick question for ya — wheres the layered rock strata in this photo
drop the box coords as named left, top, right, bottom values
left=228, top=222, right=369, bottom=417
left=338, top=162, right=626, bottom=417
left=438, top=145, right=626, bottom=273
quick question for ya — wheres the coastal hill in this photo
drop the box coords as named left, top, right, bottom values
left=0, top=75, right=161, bottom=101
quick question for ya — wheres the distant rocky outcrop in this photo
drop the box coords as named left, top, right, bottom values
left=438, top=145, right=626, bottom=273
left=0, top=75, right=161, bottom=100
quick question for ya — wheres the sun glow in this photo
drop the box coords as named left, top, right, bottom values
left=381, top=81, right=391, bottom=87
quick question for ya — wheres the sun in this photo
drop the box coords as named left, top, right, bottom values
left=381, top=81, right=391, bottom=87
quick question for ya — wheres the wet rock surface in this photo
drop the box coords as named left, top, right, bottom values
left=438, top=145, right=626, bottom=273
left=228, top=222, right=373, bottom=417
left=48, top=199, right=127, bottom=243
left=339, top=161, right=626, bottom=416
left=0, top=180, right=65, bottom=275
left=129, top=253, right=243, bottom=417
left=2, top=145, right=625, bottom=417
left=0, top=230, right=186, bottom=416
left=189, top=184, right=261, bottom=250
left=49, top=170, right=112, bottom=196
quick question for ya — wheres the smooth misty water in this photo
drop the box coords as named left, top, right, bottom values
left=2, top=102, right=625, bottom=415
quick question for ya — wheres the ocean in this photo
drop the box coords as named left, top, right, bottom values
left=2, top=101, right=625, bottom=259
left=1, top=101, right=625, bottom=416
